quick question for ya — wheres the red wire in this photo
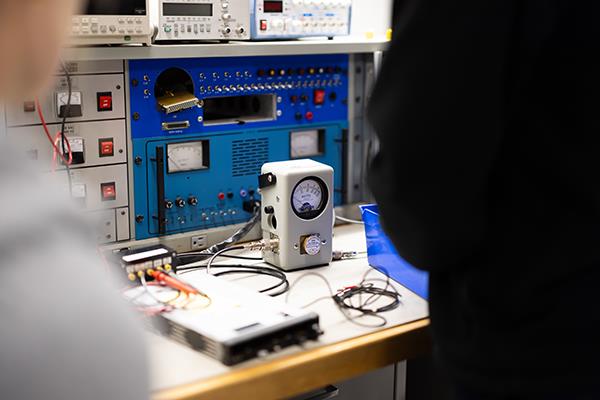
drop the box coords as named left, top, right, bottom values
left=35, top=98, right=73, bottom=167
left=52, top=131, right=73, bottom=171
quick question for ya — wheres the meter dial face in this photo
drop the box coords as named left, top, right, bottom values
left=291, top=177, right=329, bottom=220
left=290, top=129, right=323, bottom=158
left=167, top=141, right=209, bottom=173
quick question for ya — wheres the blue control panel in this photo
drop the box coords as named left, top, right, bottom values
left=129, top=55, right=349, bottom=240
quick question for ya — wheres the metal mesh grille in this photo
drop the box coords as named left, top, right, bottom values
left=231, top=137, right=269, bottom=177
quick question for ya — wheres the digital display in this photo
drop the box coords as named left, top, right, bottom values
left=264, top=1, right=283, bottom=13
left=85, top=0, right=147, bottom=15
left=163, top=3, right=213, bottom=17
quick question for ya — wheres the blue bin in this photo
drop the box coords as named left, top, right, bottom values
left=360, top=204, right=429, bottom=299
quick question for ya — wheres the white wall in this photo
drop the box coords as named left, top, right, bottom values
left=350, top=0, right=394, bottom=40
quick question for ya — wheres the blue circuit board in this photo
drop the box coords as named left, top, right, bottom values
left=129, top=55, right=349, bottom=240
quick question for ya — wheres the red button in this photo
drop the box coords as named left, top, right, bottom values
left=260, top=19, right=268, bottom=31
left=97, top=92, right=113, bottom=111
left=101, top=182, right=116, bottom=201
left=313, top=89, right=326, bottom=105
left=305, top=111, right=314, bottom=121
left=218, top=192, right=226, bottom=201
left=99, top=139, right=114, bottom=157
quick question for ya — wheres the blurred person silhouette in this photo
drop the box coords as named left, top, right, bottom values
left=369, top=1, right=600, bottom=399
left=0, top=1, right=149, bottom=399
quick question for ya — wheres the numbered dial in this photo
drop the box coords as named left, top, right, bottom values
left=291, top=177, right=329, bottom=220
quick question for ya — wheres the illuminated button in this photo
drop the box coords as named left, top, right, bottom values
left=305, top=111, right=314, bottom=121
left=313, top=89, right=326, bottom=105
left=98, top=138, right=114, bottom=157
left=218, top=192, right=226, bottom=201
left=97, top=92, right=113, bottom=111
left=290, top=95, right=298, bottom=103
left=257, top=69, right=266, bottom=77
left=279, top=69, right=286, bottom=76
left=101, top=182, right=117, bottom=201
left=260, top=19, right=268, bottom=31
left=268, top=69, right=276, bottom=77
left=308, top=67, right=316, bottom=75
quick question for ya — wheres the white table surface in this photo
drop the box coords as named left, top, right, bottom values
left=146, top=224, right=429, bottom=392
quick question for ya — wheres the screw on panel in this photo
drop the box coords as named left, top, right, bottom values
left=197, top=116, right=203, bottom=123
left=135, top=156, right=143, bottom=165
left=136, top=215, right=144, bottom=223
left=133, top=112, right=141, bottom=121
left=131, top=79, right=139, bottom=87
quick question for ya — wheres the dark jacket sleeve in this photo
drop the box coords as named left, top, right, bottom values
left=367, top=0, right=515, bottom=272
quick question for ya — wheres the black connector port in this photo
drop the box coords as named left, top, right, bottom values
left=243, top=199, right=261, bottom=213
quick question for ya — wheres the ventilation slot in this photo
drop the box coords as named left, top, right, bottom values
left=232, top=138, right=269, bottom=177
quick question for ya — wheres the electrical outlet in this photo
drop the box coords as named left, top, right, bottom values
left=191, top=235, right=207, bottom=250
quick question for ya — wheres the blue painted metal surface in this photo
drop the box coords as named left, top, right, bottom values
left=129, top=55, right=349, bottom=240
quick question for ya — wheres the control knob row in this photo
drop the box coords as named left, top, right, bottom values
left=164, top=196, right=198, bottom=209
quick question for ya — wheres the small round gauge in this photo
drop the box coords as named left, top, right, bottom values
left=291, top=177, right=329, bottom=220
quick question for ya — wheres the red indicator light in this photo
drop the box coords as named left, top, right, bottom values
left=101, top=182, right=116, bottom=201
left=305, top=111, right=314, bottom=121
left=218, top=192, right=226, bottom=201
left=313, top=89, right=326, bottom=105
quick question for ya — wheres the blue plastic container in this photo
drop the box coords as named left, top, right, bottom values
left=360, top=204, right=429, bottom=299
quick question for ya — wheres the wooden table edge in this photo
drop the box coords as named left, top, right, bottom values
left=154, top=318, right=432, bottom=400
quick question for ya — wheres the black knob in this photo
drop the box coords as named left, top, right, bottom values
left=188, top=196, right=198, bottom=206
left=227, top=192, right=234, bottom=199
left=329, top=92, right=337, bottom=101
left=264, top=206, right=275, bottom=214
left=176, top=198, right=185, bottom=208
left=164, top=200, right=173, bottom=209
left=295, top=112, right=302, bottom=121
left=301, top=95, right=309, bottom=102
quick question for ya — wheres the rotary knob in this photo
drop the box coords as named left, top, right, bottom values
left=176, top=198, right=186, bottom=208
left=188, top=196, right=198, bottom=206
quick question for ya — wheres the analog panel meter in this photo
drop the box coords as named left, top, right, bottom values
left=291, top=177, right=329, bottom=220
left=290, top=129, right=324, bottom=158
left=167, top=140, right=210, bottom=173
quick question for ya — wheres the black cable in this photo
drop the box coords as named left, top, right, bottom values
left=177, top=264, right=289, bottom=297
left=59, top=61, right=73, bottom=196
left=206, top=246, right=246, bottom=274
left=176, top=253, right=263, bottom=264
left=286, top=268, right=402, bottom=328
